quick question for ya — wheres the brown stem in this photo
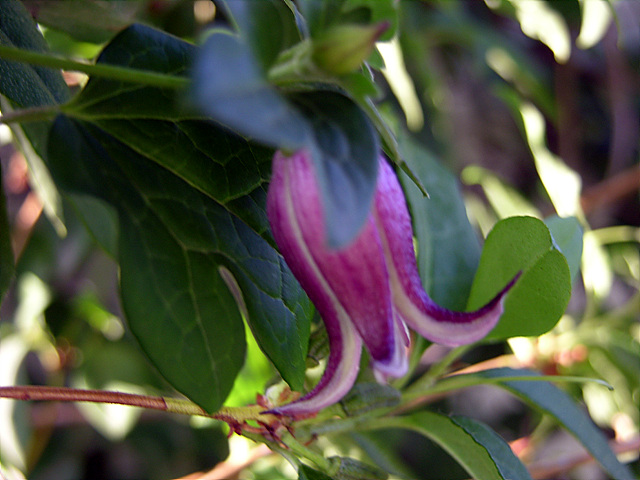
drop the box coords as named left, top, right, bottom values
left=0, top=385, right=281, bottom=437
left=0, top=385, right=170, bottom=411
left=581, top=165, right=640, bottom=214
left=525, top=436, right=640, bottom=479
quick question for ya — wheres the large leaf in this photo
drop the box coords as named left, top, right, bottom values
left=398, top=135, right=481, bottom=310
left=47, top=116, right=311, bottom=412
left=48, top=117, right=244, bottom=412
left=48, top=24, right=314, bottom=410
left=467, top=216, right=571, bottom=340
left=479, top=368, right=634, bottom=480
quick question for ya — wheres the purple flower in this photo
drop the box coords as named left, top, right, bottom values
left=266, top=150, right=518, bottom=416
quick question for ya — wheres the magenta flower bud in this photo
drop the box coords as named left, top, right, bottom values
left=266, top=150, right=517, bottom=416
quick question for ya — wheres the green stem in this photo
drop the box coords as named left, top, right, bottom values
left=403, top=345, right=470, bottom=396
left=402, top=372, right=614, bottom=403
left=0, top=44, right=189, bottom=90
left=0, top=104, right=61, bottom=125
left=280, top=431, right=331, bottom=471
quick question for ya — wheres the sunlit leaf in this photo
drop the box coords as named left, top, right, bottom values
left=468, top=216, right=571, bottom=340
left=545, top=215, right=583, bottom=282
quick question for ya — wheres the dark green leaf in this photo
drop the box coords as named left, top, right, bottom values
left=398, top=135, right=481, bottom=310
left=467, top=216, right=571, bottom=340
left=450, top=416, right=533, bottom=480
left=63, top=24, right=313, bottom=395
left=48, top=117, right=244, bottom=411
left=545, top=215, right=583, bottom=282
left=192, top=31, right=310, bottom=151
left=479, top=368, right=634, bottom=480
left=0, top=163, right=14, bottom=302
left=292, top=90, right=379, bottom=248
left=67, top=194, right=118, bottom=258
left=48, top=113, right=312, bottom=411
left=0, top=0, right=69, bottom=107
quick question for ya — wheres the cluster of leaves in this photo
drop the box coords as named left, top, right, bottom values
left=0, top=1, right=637, bottom=479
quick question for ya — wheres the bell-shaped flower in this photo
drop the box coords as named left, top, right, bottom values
left=266, top=150, right=518, bottom=416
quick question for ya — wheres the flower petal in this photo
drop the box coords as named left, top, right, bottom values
left=267, top=311, right=363, bottom=416
left=266, top=150, right=404, bottom=413
left=374, top=158, right=518, bottom=346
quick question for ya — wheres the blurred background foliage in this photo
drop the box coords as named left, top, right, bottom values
left=0, top=0, right=638, bottom=479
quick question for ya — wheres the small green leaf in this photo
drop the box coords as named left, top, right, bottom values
left=292, top=90, right=379, bottom=248
left=192, top=31, right=310, bottom=151
left=467, top=216, right=571, bottom=340
left=450, top=416, right=533, bottom=480
left=384, top=412, right=506, bottom=480
left=479, top=368, right=634, bottom=480
left=398, top=136, right=481, bottom=310
left=545, top=215, right=583, bottom=281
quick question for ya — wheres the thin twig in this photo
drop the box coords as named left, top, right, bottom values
left=581, top=165, right=640, bottom=214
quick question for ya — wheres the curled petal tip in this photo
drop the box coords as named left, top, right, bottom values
left=401, top=272, right=520, bottom=347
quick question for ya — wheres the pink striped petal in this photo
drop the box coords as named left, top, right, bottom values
left=266, top=150, right=404, bottom=414
left=374, top=157, right=517, bottom=346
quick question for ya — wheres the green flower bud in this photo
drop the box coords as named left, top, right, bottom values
left=312, top=22, right=389, bottom=75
